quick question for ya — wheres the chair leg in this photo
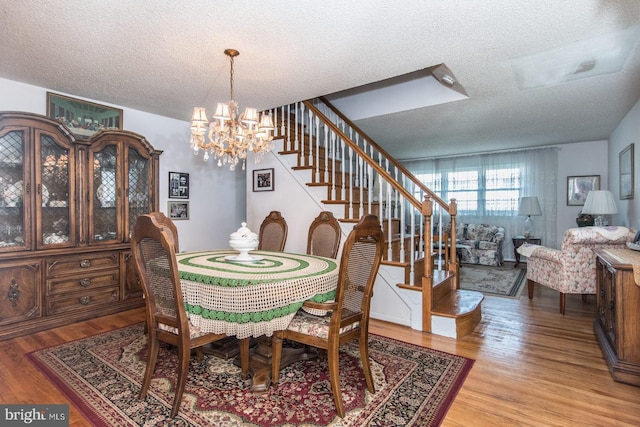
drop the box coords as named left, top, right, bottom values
left=527, top=279, right=535, bottom=299
left=139, top=333, right=159, bottom=399
left=171, top=344, right=191, bottom=418
left=359, top=332, right=375, bottom=394
left=271, top=334, right=283, bottom=384
left=327, top=339, right=345, bottom=418
left=559, top=293, right=566, bottom=315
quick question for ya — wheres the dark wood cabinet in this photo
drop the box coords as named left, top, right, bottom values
left=594, top=249, right=640, bottom=386
left=512, top=236, right=541, bottom=267
left=0, top=112, right=161, bottom=340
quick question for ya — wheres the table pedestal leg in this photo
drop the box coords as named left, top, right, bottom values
left=244, top=337, right=318, bottom=393
left=204, top=336, right=318, bottom=393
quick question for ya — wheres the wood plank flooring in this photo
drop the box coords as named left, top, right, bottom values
left=1, top=280, right=639, bottom=426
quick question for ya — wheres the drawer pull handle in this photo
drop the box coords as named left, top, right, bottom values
left=79, top=278, right=91, bottom=287
left=80, top=260, right=92, bottom=268
left=80, top=296, right=91, bottom=305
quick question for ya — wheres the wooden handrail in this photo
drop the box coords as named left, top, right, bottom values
left=303, top=100, right=420, bottom=210
left=317, top=97, right=449, bottom=210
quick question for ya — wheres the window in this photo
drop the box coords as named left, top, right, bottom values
left=415, top=167, right=521, bottom=216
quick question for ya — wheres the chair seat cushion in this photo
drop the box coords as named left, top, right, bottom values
left=287, top=310, right=359, bottom=339
left=158, top=321, right=205, bottom=339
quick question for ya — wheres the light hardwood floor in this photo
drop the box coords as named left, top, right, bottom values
left=1, top=280, right=639, bottom=426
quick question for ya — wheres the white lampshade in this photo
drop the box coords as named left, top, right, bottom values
left=582, top=190, right=617, bottom=226
left=518, top=197, right=542, bottom=216
left=242, top=107, right=259, bottom=125
left=213, top=102, right=231, bottom=120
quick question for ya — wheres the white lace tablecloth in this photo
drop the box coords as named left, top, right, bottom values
left=176, top=250, right=339, bottom=339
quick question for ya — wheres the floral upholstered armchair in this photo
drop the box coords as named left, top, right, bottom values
left=519, top=226, right=634, bottom=314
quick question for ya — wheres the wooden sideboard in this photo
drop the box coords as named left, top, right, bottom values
left=594, top=248, right=640, bottom=386
left=0, top=112, right=162, bottom=340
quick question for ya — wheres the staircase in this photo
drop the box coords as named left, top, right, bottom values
left=262, top=98, right=483, bottom=338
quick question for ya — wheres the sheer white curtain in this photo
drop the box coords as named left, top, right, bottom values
left=402, top=147, right=558, bottom=262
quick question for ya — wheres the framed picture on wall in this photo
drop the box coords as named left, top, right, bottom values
left=567, top=175, right=600, bottom=206
left=168, top=172, right=189, bottom=199
left=168, top=201, right=189, bottom=220
left=619, top=143, right=634, bottom=200
left=46, top=92, right=123, bottom=138
left=253, top=168, right=274, bottom=192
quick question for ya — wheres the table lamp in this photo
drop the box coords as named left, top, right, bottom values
left=582, top=190, right=617, bottom=226
left=518, top=196, right=542, bottom=237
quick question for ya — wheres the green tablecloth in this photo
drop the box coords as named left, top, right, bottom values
left=176, top=250, right=338, bottom=339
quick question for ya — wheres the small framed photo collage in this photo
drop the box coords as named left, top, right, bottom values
left=168, top=172, right=189, bottom=220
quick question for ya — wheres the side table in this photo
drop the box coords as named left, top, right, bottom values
left=513, top=236, right=541, bottom=267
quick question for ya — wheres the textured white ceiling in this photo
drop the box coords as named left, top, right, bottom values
left=1, top=1, right=639, bottom=160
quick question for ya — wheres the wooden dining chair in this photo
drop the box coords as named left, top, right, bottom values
left=307, top=210, right=341, bottom=259
left=257, top=210, right=288, bottom=251
left=149, top=211, right=179, bottom=252
left=131, top=214, right=249, bottom=418
left=271, top=214, right=384, bottom=418
left=138, top=211, right=179, bottom=335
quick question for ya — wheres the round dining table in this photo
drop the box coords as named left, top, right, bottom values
left=176, top=249, right=339, bottom=340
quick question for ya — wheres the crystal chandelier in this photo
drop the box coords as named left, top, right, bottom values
left=190, top=49, right=274, bottom=170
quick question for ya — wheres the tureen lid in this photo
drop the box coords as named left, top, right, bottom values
left=230, top=222, right=257, bottom=240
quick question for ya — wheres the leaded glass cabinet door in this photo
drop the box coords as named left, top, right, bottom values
left=125, top=145, right=150, bottom=240
left=89, top=143, right=120, bottom=244
left=0, top=127, right=30, bottom=252
left=36, top=130, right=76, bottom=248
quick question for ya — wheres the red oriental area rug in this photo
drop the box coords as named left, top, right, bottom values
left=27, top=323, right=473, bottom=426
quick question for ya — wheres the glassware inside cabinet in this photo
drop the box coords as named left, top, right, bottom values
left=127, top=148, right=150, bottom=237
left=40, top=134, right=71, bottom=245
left=93, top=145, right=118, bottom=241
left=0, top=130, right=26, bottom=249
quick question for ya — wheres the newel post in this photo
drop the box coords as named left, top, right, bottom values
left=422, top=195, right=433, bottom=333
left=449, top=198, right=458, bottom=288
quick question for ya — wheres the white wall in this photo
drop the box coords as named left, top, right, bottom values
left=0, top=77, right=245, bottom=251
left=245, top=138, right=342, bottom=253
left=609, top=98, right=640, bottom=229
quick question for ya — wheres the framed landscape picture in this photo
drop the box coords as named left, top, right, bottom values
left=619, top=143, right=634, bottom=200
left=46, top=92, right=123, bottom=138
left=567, top=175, right=600, bottom=206
left=168, top=171, right=189, bottom=199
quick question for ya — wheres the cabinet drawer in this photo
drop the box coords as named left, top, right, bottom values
left=46, top=269, right=120, bottom=296
left=46, top=252, right=119, bottom=277
left=46, top=287, right=119, bottom=315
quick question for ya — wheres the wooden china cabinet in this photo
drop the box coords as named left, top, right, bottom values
left=0, top=111, right=161, bottom=340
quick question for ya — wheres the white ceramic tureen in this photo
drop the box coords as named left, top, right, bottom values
left=229, top=222, right=259, bottom=261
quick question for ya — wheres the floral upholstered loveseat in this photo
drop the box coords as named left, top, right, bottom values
left=455, top=223, right=505, bottom=266
left=518, top=226, right=634, bottom=314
